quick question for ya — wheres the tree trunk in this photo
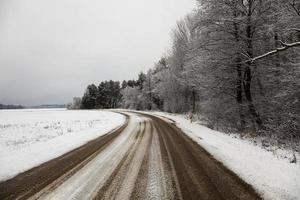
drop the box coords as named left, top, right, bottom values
left=244, top=0, right=263, bottom=129
left=243, top=64, right=262, bottom=128
left=192, top=88, right=196, bottom=114
left=148, top=76, right=152, bottom=110
left=184, top=87, right=189, bottom=111
left=236, top=60, right=246, bottom=131
left=233, top=7, right=245, bottom=131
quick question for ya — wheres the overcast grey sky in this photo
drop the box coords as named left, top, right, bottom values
left=0, top=0, right=196, bottom=105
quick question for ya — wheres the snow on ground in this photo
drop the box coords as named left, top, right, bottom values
left=0, top=109, right=125, bottom=181
left=146, top=111, right=300, bottom=200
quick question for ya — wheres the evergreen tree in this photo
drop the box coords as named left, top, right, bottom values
left=81, top=84, right=98, bottom=109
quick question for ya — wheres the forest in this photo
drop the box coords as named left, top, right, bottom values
left=69, top=0, right=300, bottom=149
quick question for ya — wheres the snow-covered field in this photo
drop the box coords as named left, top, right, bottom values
left=145, top=111, right=300, bottom=200
left=0, top=109, right=125, bottom=181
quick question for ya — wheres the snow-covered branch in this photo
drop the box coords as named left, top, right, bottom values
left=248, top=42, right=300, bottom=63
left=289, top=28, right=300, bottom=32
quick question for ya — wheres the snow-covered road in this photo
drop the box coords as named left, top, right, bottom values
left=0, top=111, right=261, bottom=200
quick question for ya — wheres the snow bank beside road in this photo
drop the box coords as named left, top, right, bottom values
left=148, top=111, right=300, bottom=200
left=0, top=109, right=125, bottom=181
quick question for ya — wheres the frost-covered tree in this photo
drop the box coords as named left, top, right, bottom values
left=121, top=86, right=144, bottom=110
left=67, top=97, right=81, bottom=110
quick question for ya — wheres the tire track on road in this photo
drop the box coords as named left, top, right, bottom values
left=149, top=114, right=261, bottom=200
left=38, top=114, right=144, bottom=200
left=95, top=120, right=148, bottom=200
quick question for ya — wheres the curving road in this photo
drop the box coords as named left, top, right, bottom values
left=0, top=111, right=261, bottom=200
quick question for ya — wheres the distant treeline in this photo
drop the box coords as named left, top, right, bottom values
left=27, top=104, right=66, bottom=109
left=68, top=76, right=147, bottom=110
left=0, top=104, right=24, bottom=109
left=81, top=80, right=121, bottom=109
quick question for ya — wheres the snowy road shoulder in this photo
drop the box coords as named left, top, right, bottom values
left=0, top=109, right=125, bottom=182
left=142, top=111, right=300, bottom=200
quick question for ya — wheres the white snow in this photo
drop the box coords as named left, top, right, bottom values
left=145, top=111, right=300, bottom=200
left=0, top=108, right=125, bottom=181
